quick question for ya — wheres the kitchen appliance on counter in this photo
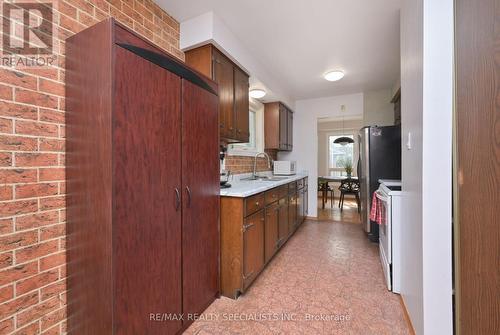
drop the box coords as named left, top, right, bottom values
left=273, top=160, right=296, bottom=176
left=375, top=179, right=402, bottom=293
left=358, top=125, right=401, bottom=242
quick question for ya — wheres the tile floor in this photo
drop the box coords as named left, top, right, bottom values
left=185, top=220, right=411, bottom=335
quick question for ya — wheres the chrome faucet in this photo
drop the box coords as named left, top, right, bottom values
left=253, top=152, right=272, bottom=178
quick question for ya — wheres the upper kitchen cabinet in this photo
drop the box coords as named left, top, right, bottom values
left=185, top=44, right=250, bottom=143
left=264, top=102, right=294, bottom=151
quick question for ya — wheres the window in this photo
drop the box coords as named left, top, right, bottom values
left=328, top=135, right=354, bottom=176
left=228, top=99, right=264, bottom=156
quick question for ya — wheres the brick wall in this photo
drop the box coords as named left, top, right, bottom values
left=0, top=1, right=182, bottom=334
left=224, top=150, right=278, bottom=175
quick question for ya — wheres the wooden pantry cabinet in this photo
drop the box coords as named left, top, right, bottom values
left=264, top=102, right=294, bottom=151
left=220, top=177, right=308, bottom=298
left=185, top=44, right=250, bottom=143
left=66, top=19, right=220, bottom=335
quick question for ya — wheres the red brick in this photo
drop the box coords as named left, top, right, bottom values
left=0, top=231, right=38, bottom=252
left=0, top=185, right=13, bottom=201
left=0, top=118, right=13, bottom=133
left=123, top=3, right=143, bottom=22
left=78, top=9, right=97, bottom=26
left=39, top=78, right=65, bottom=97
left=39, top=168, right=65, bottom=181
left=40, top=196, right=65, bottom=211
left=71, top=0, right=95, bottom=15
left=40, top=224, right=65, bottom=241
left=0, top=318, right=14, bottom=334
left=0, top=262, right=38, bottom=286
left=39, top=138, right=65, bottom=152
left=15, top=120, right=59, bottom=137
left=0, top=285, right=14, bottom=303
left=0, top=84, right=13, bottom=100
left=0, top=199, right=38, bottom=218
left=16, top=211, right=59, bottom=231
left=16, top=269, right=59, bottom=296
left=15, top=240, right=59, bottom=264
left=41, top=307, right=65, bottom=331
left=40, top=280, right=65, bottom=301
left=41, top=324, right=60, bottom=335
left=0, top=101, right=37, bottom=120
left=0, top=218, right=13, bottom=234
left=15, top=88, right=58, bottom=109
left=0, top=168, right=37, bottom=183
left=59, top=14, right=86, bottom=34
left=40, top=252, right=65, bottom=271
left=0, top=68, right=37, bottom=90
left=39, top=109, right=65, bottom=124
left=15, top=183, right=59, bottom=199
left=0, top=252, right=13, bottom=269
left=12, top=321, right=40, bottom=335
left=0, top=153, right=12, bottom=166
left=0, top=135, right=37, bottom=151
left=57, top=1, right=77, bottom=18
left=15, top=153, right=59, bottom=167
left=21, top=67, right=58, bottom=81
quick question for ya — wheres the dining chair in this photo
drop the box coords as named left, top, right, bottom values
left=338, top=179, right=361, bottom=212
left=318, top=178, right=334, bottom=208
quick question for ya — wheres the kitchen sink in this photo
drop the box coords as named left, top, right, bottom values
left=241, top=175, right=290, bottom=182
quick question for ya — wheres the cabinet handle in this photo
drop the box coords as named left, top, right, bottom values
left=229, top=127, right=234, bottom=131
left=243, top=271, right=254, bottom=280
left=255, top=201, right=260, bottom=206
left=243, top=223, right=255, bottom=232
left=237, top=129, right=241, bottom=133
left=174, top=188, right=180, bottom=211
left=185, top=186, right=192, bottom=208
left=220, top=122, right=225, bottom=128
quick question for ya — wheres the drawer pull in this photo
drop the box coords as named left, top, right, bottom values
left=255, top=201, right=260, bottom=206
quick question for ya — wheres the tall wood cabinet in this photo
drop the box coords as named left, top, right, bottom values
left=185, top=44, right=250, bottom=143
left=66, top=19, right=220, bottom=335
left=264, top=102, right=294, bottom=151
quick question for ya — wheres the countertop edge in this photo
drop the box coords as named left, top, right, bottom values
left=220, top=174, right=308, bottom=198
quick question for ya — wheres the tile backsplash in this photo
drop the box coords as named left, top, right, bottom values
left=223, top=150, right=278, bottom=175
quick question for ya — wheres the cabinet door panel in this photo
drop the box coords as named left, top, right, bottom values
left=113, top=46, right=182, bottom=334
left=234, top=67, right=250, bottom=142
left=278, top=198, right=289, bottom=246
left=279, top=105, right=288, bottom=150
left=213, top=50, right=234, bottom=139
left=288, top=193, right=297, bottom=234
left=287, top=110, right=293, bottom=151
left=265, top=205, right=279, bottom=263
left=243, top=211, right=265, bottom=287
left=181, top=79, right=220, bottom=317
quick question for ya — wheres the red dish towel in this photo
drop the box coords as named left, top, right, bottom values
left=370, top=192, right=384, bottom=225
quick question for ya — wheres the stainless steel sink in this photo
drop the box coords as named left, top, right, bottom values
left=241, top=175, right=290, bottom=182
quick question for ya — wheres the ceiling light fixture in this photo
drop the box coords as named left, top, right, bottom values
left=324, top=70, right=345, bottom=82
left=249, top=89, right=266, bottom=99
left=333, top=104, right=354, bottom=146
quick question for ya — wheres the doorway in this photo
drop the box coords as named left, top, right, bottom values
left=316, top=117, right=362, bottom=223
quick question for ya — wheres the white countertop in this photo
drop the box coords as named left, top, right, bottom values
left=220, top=172, right=308, bottom=197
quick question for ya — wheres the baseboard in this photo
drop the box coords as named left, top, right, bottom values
left=305, top=216, right=318, bottom=221
left=399, top=295, right=416, bottom=335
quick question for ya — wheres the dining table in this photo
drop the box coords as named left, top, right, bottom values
left=318, top=176, right=359, bottom=209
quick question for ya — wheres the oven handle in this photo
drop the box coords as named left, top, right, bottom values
left=375, top=190, right=390, bottom=203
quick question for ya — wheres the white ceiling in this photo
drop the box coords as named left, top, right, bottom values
left=159, top=0, right=401, bottom=101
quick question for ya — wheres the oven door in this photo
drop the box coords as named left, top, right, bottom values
left=375, top=188, right=392, bottom=290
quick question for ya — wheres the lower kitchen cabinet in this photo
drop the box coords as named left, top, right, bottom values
left=220, top=177, right=308, bottom=299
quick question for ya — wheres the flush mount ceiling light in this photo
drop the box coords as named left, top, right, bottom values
left=249, top=89, right=266, bottom=99
left=324, top=70, right=345, bottom=82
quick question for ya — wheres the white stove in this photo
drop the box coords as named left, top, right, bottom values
left=376, top=179, right=402, bottom=293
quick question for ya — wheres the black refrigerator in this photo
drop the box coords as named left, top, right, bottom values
left=357, top=126, right=401, bottom=242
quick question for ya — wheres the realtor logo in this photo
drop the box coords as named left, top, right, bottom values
left=2, top=2, right=53, bottom=55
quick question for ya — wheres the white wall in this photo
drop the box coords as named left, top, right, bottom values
left=363, top=89, right=395, bottom=127
left=400, top=0, right=453, bottom=333
left=279, top=93, right=364, bottom=217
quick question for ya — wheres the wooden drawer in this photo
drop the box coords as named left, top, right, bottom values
left=244, top=193, right=265, bottom=217
left=288, top=181, right=297, bottom=193
left=265, top=185, right=288, bottom=205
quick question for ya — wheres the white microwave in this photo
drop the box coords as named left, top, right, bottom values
left=273, top=161, right=297, bottom=175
